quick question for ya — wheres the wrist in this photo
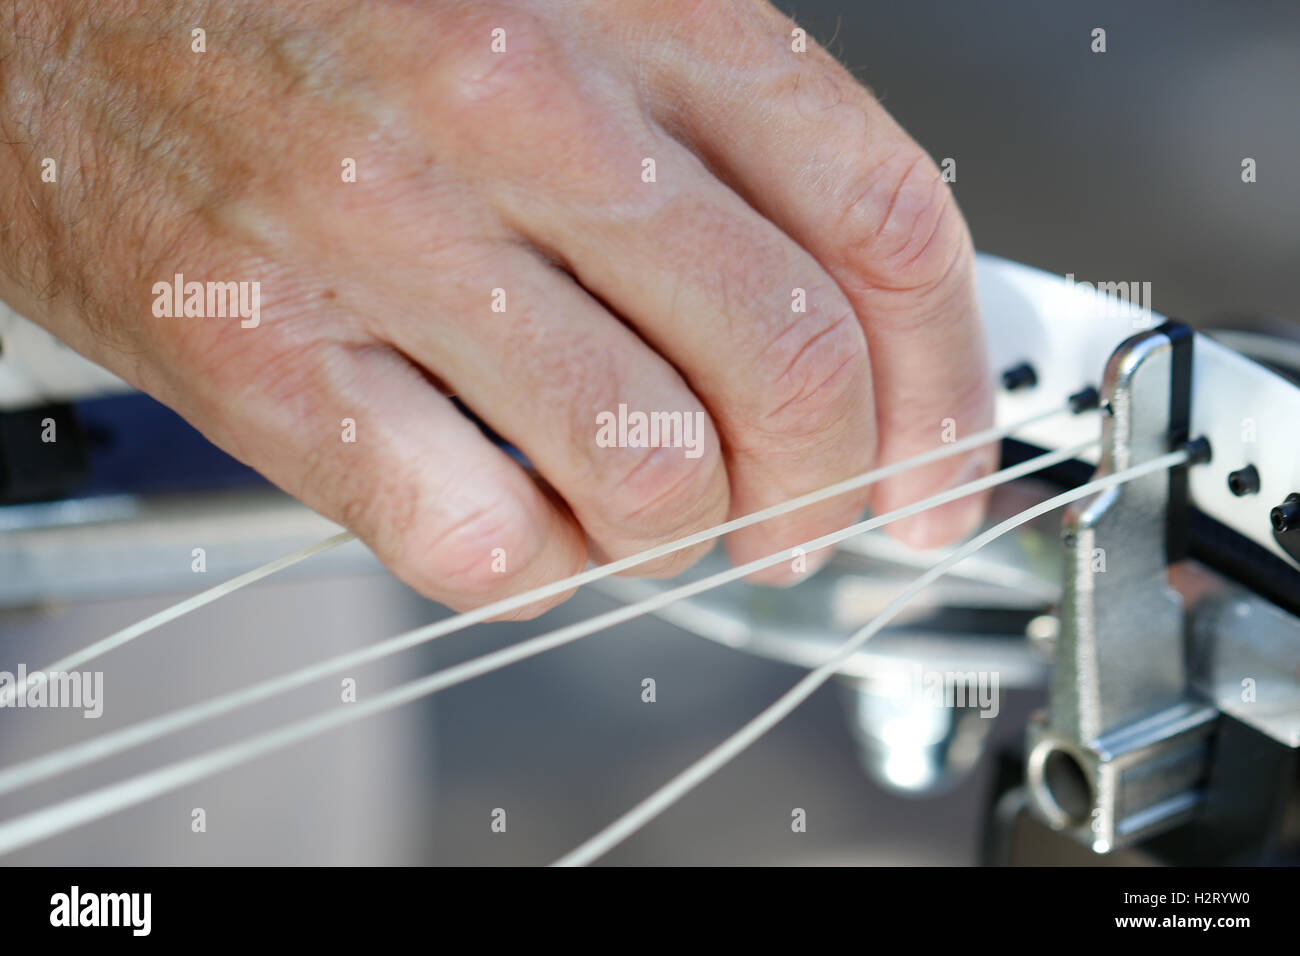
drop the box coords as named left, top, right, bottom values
left=0, top=0, right=85, bottom=330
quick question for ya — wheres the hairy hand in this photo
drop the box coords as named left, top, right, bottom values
left=0, top=0, right=993, bottom=616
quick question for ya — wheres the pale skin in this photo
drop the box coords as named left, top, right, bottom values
left=0, top=0, right=995, bottom=617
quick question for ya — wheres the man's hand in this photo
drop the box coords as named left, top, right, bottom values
left=0, top=0, right=994, bottom=616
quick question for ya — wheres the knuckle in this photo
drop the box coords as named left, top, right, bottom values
left=650, top=196, right=789, bottom=316
left=329, top=454, right=422, bottom=565
left=431, top=9, right=569, bottom=122
left=752, top=304, right=870, bottom=437
left=601, top=438, right=726, bottom=537
left=510, top=319, right=631, bottom=460
left=425, top=9, right=633, bottom=197
left=783, top=56, right=864, bottom=121
left=837, top=147, right=970, bottom=297
left=405, top=489, right=538, bottom=599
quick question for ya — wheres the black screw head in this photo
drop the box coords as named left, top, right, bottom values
left=1227, top=465, right=1260, bottom=497
left=1182, top=436, right=1213, bottom=466
left=1271, top=494, right=1300, bottom=533
left=1001, top=361, right=1037, bottom=392
left=1068, top=385, right=1100, bottom=414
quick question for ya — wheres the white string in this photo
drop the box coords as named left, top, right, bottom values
left=0, top=441, right=1091, bottom=798
left=0, top=400, right=1071, bottom=707
left=551, top=447, right=1192, bottom=866
left=2, top=405, right=1071, bottom=706
left=0, top=441, right=1094, bottom=853
left=0, top=409, right=1084, bottom=797
left=0, top=530, right=357, bottom=708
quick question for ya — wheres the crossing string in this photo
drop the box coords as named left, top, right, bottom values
left=0, top=401, right=1116, bottom=857
left=0, top=436, right=1096, bottom=798
left=0, top=435, right=1110, bottom=855
left=0, top=530, right=357, bottom=708
left=552, top=446, right=1191, bottom=865
left=4, top=404, right=1076, bottom=694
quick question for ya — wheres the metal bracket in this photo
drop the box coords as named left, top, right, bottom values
left=1025, top=324, right=1217, bottom=852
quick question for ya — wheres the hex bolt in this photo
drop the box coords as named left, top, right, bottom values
left=1270, top=493, right=1300, bottom=533
left=1226, top=465, right=1260, bottom=497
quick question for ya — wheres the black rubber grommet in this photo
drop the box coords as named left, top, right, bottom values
left=1227, top=465, right=1260, bottom=497
left=1001, top=362, right=1037, bottom=391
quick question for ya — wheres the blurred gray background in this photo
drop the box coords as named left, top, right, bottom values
left=1, top=0, right=1296, bottom=865
left=803, top=0, right=1300, bottom=326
